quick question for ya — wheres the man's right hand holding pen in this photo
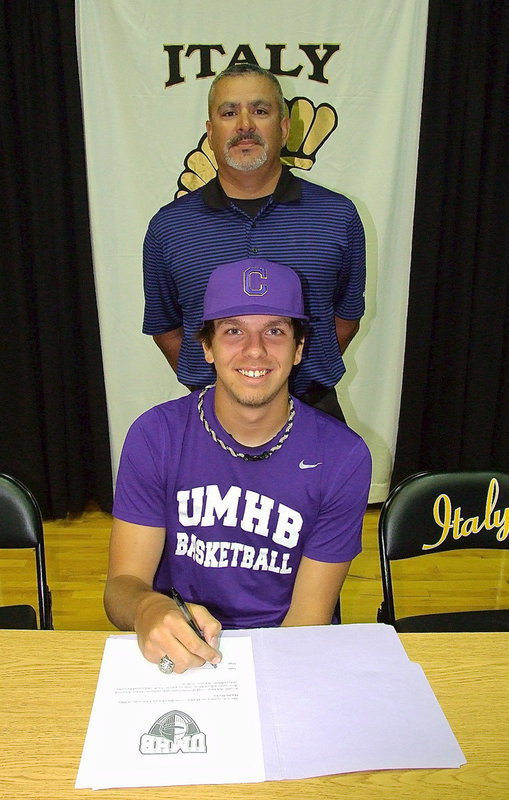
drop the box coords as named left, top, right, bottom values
left=103, top=520, right=221, bottom=673
left=104, top=570, right=222, bottom=673
left=134, top=588, right=222, bottom=673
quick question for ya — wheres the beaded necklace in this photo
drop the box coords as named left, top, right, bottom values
left=197, top=385, right=295, bottom=461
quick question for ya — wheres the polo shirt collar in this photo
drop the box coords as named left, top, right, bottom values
left=202, top=165, right=301, bottom=210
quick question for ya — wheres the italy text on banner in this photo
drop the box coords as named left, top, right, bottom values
left=75, top=0, right=429, bottom=500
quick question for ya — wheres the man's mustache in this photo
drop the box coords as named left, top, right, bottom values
left=227, top=132, right=265, bottom=148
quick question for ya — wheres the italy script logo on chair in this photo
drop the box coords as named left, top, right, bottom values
left=426, top=478, right=509, bottom=550
left=140, top=710, right=207, bottom=755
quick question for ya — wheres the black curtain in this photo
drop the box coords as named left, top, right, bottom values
left=392, top=0, right=509, bottom=487
left=0, top=1, right=113, bottom=517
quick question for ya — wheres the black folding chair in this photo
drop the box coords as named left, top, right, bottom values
left=0, top=473, right=53, bottom=629
left=377, top=470, right=509, bottom=632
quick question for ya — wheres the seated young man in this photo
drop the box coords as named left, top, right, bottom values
left=104, top=259, right=371, bottom=673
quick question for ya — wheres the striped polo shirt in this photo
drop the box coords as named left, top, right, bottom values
left=142, top=168, right=365, bottom=395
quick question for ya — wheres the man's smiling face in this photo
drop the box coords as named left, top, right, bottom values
left=202, top=314, right=303, bottom=409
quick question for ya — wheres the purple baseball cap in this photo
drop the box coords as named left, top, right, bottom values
left=202, top=258, right=308, bottom=322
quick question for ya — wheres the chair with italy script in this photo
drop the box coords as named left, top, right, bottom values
left=0, top=473, right=53, bottom=629
left=377, top=470, right=509, bottom=632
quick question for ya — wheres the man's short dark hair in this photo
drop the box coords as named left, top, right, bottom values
left=208, top=62, right=286, bottom=119
left=197, top=318, right=307, bottom=348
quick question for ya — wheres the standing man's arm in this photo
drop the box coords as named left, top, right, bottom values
left=153, top=327, right=184, bottom=373
left=335, top=316, right=360, bottom=354
left=334, top=201, right=365, bottom=356
left=104, top=518, right=221, bottom=672
left=281, top=556, right=351, bottom=626
left=143, top=220, right=184, bottom=375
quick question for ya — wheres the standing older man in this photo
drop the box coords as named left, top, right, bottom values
left=143, top=62, right=365, bottom=419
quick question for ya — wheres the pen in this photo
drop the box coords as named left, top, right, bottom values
left=170, top=586, right=218, bottom=668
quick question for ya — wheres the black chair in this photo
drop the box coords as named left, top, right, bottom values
left=0, top=473, right=53, bottom=629
left=377, top=470, right=509, bottom=632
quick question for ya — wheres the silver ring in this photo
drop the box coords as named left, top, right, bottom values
left=158, top=654, right=175, bottom=674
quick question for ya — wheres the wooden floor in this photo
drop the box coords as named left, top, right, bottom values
left=0, top=506, right=508, bottom=629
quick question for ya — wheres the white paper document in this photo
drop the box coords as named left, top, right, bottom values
left=76, top=636, right=264, bottom=789
left=250, top=625, right=466, bottom=779
left=76, top=624, right=465, bottom=789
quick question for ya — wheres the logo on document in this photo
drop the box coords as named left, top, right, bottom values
left=140, top=710, right=207, bottom=754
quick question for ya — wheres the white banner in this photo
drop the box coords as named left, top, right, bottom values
left=76, top=0, right=428, bottom=501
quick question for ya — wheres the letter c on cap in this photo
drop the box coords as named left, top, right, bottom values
left=243, top=266, right=268, bottom=296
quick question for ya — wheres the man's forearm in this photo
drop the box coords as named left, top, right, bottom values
left=281, top=597, right=338, bottom=627
left=104, top=574, right=222, bottom=670
left=153, top=327, right=184, bottom=373
left=104, top=574, right=156, bottom=631
left=335, top=317, right=360, bottom=354
left=281, top=557, right=351, bottom=627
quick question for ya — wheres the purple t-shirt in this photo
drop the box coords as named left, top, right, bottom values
left=113, top=389, right=371, bottom=629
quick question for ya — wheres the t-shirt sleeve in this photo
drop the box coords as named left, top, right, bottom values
left=303, top=435, right=371, bottom=563
left=142, top=218, right=183, bottom=335
left=334, top=203, right=366, bottom=321
left=113, top=411, right=168, bottom=528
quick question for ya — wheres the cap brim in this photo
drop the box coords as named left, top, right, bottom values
left=202, top=304, right=308, bottom=322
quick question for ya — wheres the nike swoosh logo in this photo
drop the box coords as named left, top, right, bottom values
left=299, top=460, right=323, bottom=470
